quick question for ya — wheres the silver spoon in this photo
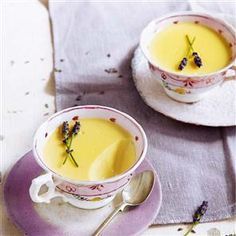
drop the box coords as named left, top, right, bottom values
left=93, top=170, right=155, bottom=236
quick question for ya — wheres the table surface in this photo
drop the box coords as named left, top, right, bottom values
left=1, top=1, right=235, bottom=236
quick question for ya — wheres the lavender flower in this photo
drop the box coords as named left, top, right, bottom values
left=193, top=52, right=203, bottom=68
left=193, top=201, right=208, bottom=223
left=62, top=121, right=69, bottom=144
left=184, top=201, right=208, bottom=236
left=72, top=121, right=80, bottom=136
left=178, top=57, right=188, bottom=70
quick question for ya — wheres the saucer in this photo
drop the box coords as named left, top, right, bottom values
left=4, top=151, right=162, bottom=236
left=132, top=47, right=236, bottom=127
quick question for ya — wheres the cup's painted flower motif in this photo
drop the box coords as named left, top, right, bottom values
left=161, top=73, right=167, bottom=80
left=89, top=184, right=104, bottom=191
left=66, top=185, right=76, bottom=193
left=162, top=81, right=170, bottom=89
left=163, top=81, right=191, bottom=95
left=71, top=193, right=111, bottom=202
left=72, top=194, right=89, bottom=201
left=175, top=87, right=187, bottom=95
left=183, top=78, right=198, bottom=87
left=91, top=197, right=103, bottom=202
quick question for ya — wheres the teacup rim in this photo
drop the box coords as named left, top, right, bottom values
left=140, top=11, right=236, bottom=79
left=33, top=105, right=148, bottom=185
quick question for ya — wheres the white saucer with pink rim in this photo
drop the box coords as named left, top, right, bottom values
left=131, top=47, right=236, bottom=127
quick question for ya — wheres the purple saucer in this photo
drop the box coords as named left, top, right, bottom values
left=4, top=151, right=162, bottom=236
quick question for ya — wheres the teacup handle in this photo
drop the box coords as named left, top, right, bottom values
left=224, top=65, right=236, bottom=81
left=29, top=173, right=67, bottom=203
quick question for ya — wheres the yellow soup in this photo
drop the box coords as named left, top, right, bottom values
left=148, top=22, right=232, bottom=75
left=43, top=118, right=136, bottom=181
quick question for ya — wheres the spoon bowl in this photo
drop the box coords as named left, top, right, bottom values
left=123, top=170, right=155, bottom=206
left=94, top=170, right=155, bottom=236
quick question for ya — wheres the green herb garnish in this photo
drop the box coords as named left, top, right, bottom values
left=186, top=35, right=196, bottom=58
left=62, top=121, right=80, bottom=167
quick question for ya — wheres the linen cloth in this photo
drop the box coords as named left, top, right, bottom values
left=49, top=1, right=236, bottom=224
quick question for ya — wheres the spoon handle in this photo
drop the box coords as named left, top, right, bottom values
left=93, top=203, right=126, bottom=236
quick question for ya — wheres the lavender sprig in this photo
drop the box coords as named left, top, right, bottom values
left=193, top=201, right=208, bottom=223
left=65, top=121, right=80, bottom=167
left=184, top=201, right=208, bottom=236
left=178, top=35, right=203, bottom=70
left=62, top=121, right=80, bottom=167
left=178, top=35, right=195, bottom=70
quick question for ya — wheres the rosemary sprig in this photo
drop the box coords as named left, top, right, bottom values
left=184, top=201, right=208, bottom=236
left=62, top=121, right=80, bottom=167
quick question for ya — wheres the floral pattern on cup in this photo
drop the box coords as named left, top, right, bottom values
left=163, top=81, right=191, bottom=95
left=149, top=63, right=225, bottom=89
left=141, top=12, right=236, bottom=102
left=71, top=195, right=105, bottom=202
left=162, top=79, right=222, bottom=95
left=55, top=173, right=132, bottom=201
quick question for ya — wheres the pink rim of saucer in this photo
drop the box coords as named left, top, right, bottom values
left=4, top=151, right=162, bottom=236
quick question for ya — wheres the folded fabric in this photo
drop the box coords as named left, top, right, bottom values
left=49, top=1, right=236, bottom=224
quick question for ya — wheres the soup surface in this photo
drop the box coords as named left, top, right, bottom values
left=43, top=118, right=136, bottom=181
left=148, top=22, right=231, bottom=75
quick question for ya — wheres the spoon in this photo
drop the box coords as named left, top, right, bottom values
left=93, top=170, right=155, bottom=236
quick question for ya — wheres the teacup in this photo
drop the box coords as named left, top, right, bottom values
left=29, top=105, right=147, bottom=209
left=140, top=12, right=236, bottom=103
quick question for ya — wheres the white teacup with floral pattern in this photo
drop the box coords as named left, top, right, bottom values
left=29, top=105, right=147, bottom=209
left=140, top=12, right=236, bottom=103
